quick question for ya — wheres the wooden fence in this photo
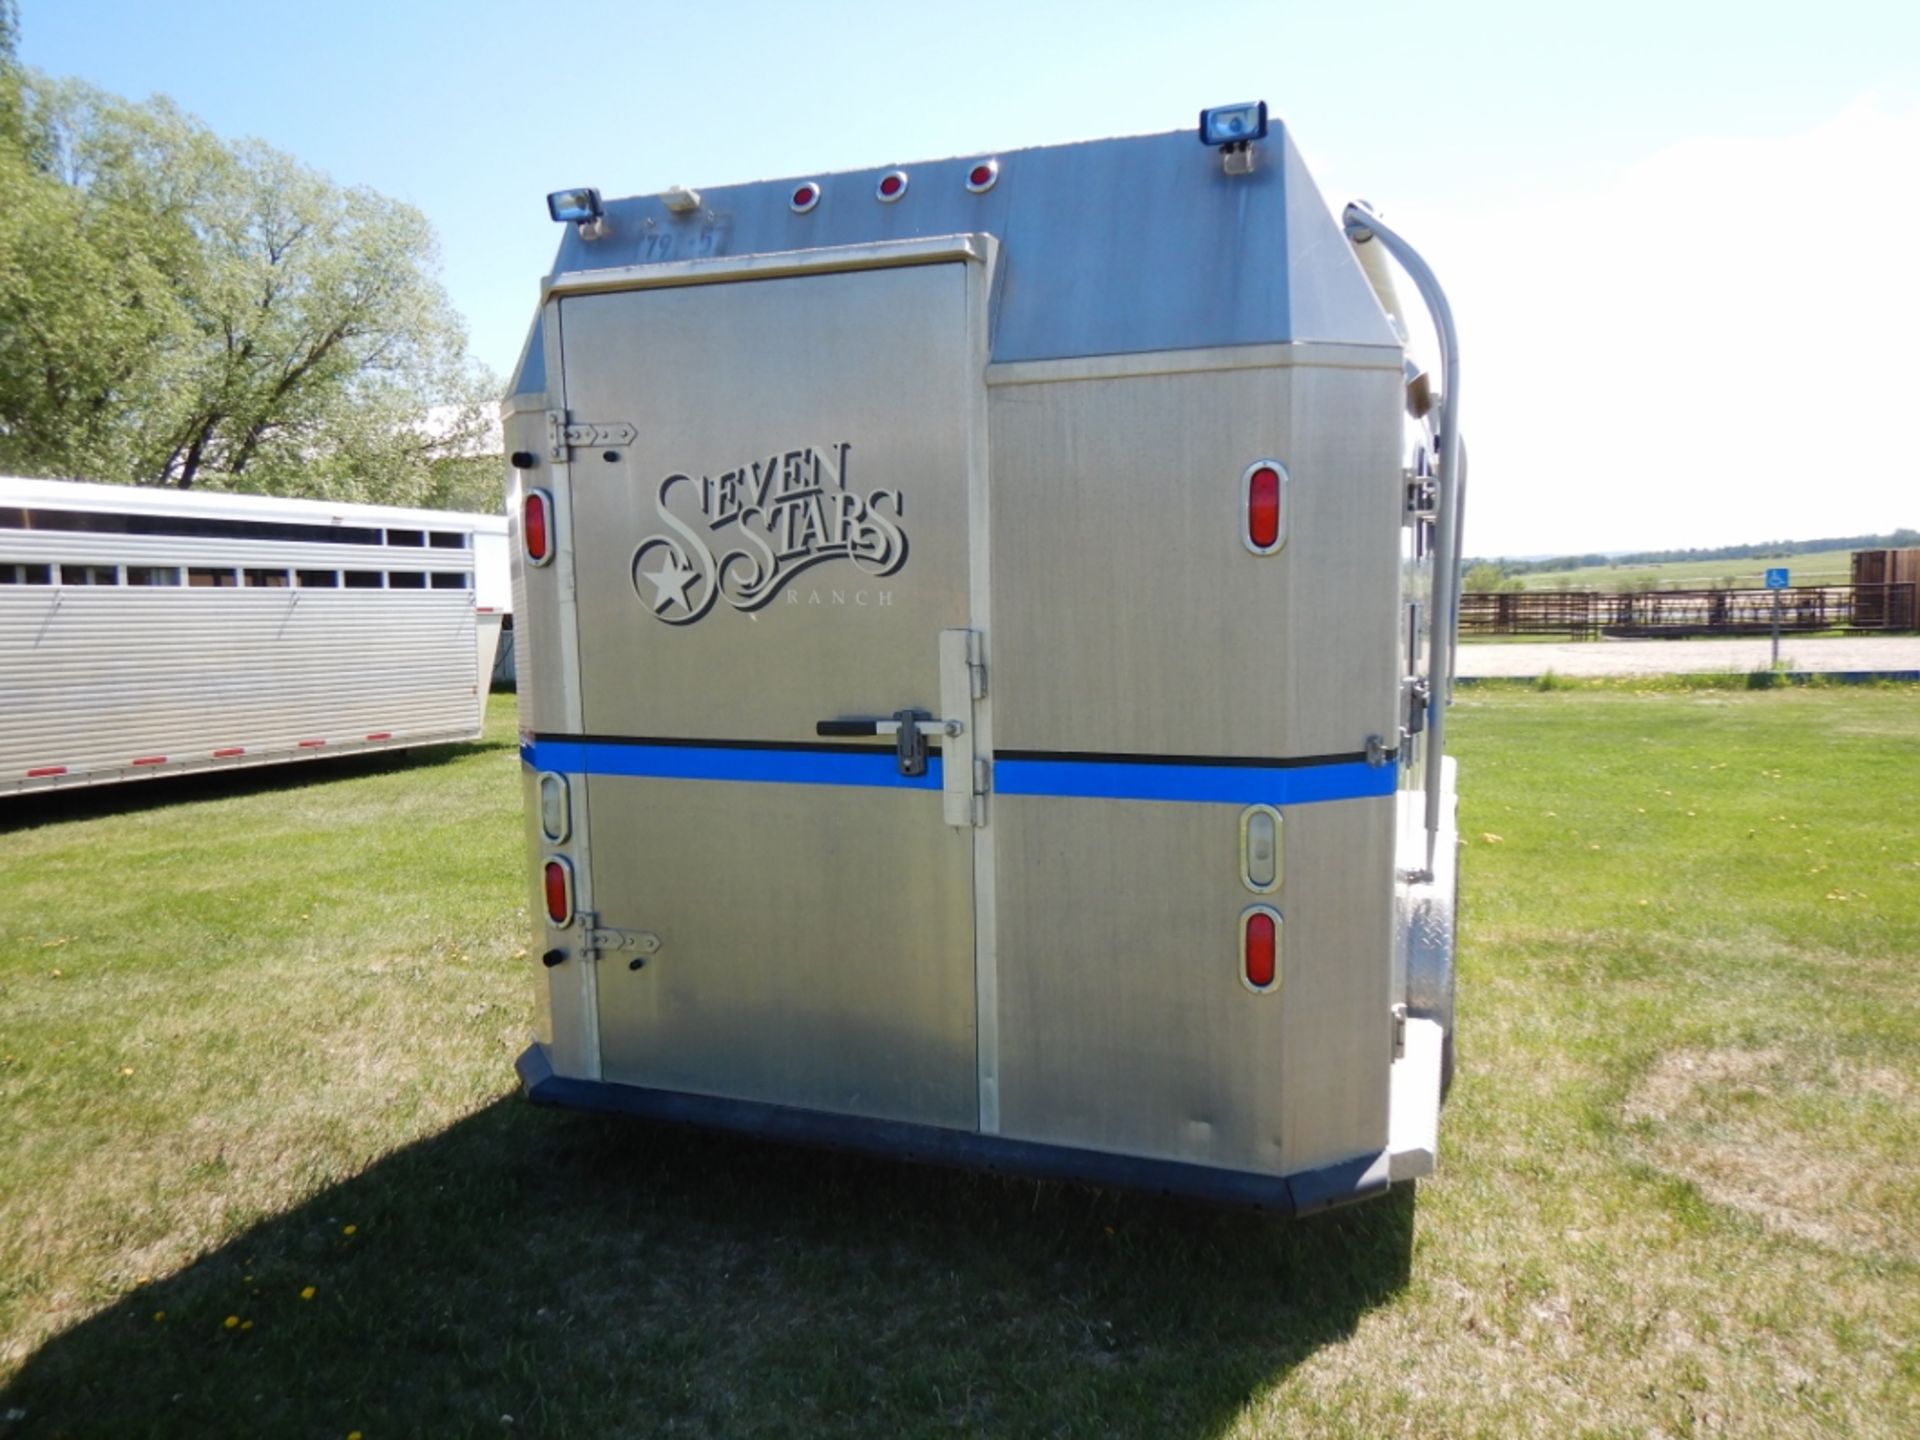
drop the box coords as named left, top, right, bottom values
left=1459, top=583, right=1916, bottom=639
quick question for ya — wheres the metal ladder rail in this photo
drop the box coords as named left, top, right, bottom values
left=1342, top=201, right=1464, bottom=879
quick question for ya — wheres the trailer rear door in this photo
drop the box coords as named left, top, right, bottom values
left=554, top=255, right=984, bottom=1129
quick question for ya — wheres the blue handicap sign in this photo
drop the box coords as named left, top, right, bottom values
left=1764, top=567, right=1790, bottom=589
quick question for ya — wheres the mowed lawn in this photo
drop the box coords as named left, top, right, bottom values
left=1, top=687, right=1916, bottom=1438
left=1510, top=547, right=1858, bottom=591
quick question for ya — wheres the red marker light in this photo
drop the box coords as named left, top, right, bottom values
left=1242, top=460, right=1287, bottom=554
left=790, top=182, right=820, bottom=213
left=1244, top=910, right=1277, bottom=990
left=876, top=170, right=908, bottom=202
left=543, top=858, right=574, bottom=926
left=965, top=160, right=999, bottom=193
left=523, top=489, right=553, bottom=567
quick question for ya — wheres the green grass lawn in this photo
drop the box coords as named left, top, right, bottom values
left=1510, top=547, right=1857, bottom=592
left=2, top=689, right=1917, bottom=1438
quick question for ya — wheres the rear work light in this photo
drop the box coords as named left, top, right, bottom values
left=1241, top=459, right=1289, bottom=555
left=1241, top=906, right=1281, bottom=992
left=543, top=857, right=575, bottom=926
left=523, top=488, right=554, bottom=567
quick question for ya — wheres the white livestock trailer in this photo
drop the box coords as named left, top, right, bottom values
left=0, top=477, right=507, bottom=796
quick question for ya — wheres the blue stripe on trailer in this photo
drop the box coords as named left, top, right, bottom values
left=522, top=739, right=1395, bottom=806
left=524, top=738, right=943, bottom=791
left=994, top=756, right=1396, bottom=805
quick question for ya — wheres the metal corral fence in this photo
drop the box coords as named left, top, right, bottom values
left=1460, top=583, right=1917, bottom=639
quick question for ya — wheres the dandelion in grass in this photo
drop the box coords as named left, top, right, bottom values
left=224, top=1315, right=240, bottom=1329
left=241, top=1320, right=253, bottom=1331
left=301, top=1286, right=316, bottom=1300
left=153, top=1311, right=165, bottom=1322
left=342, top=1224, right=357, bottom=1236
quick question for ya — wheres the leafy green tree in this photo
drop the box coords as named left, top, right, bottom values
left=1463, top=561, right=1508, bottom=593
left=0, top=71, right=498, bottom=508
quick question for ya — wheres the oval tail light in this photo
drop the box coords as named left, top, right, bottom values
left=523, top=488, right=554, bottom=567
left=1242, top=460, right=1288, bottom=554
left=1242, top=906, right=1281, bottom=992
left=543, top=856, right=575, bottom=926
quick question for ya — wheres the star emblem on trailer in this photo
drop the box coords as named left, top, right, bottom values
left=644, top=555, right=699, bottom=615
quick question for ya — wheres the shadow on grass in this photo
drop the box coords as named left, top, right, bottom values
left=0, top=736, right=515, bottom=835
left=2, top=1100, right=1413, bottom=1439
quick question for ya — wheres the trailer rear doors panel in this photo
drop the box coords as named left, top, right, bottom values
left=555, top=258, right=982, bottom=1129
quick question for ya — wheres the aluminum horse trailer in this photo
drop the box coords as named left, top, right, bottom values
left=1, top=478, right=508, bottom=795
left=509, top=105, right=1464, bottom=1213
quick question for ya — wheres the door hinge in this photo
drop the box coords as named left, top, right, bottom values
left=966, top=629, right=987, bottom=700
left=1391, top=1002, right=1408, bottom=1060
left=546, top=409, right=637, bottom=462
left=579, top=911, right=661, bottom=964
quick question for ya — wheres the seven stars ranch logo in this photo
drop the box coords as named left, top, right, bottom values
left=630, top=442, right=908, bottom=624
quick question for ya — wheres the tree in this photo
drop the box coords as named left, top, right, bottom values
left=1463, top=561, right=1508, bottom=593
left=0, top=71, right=498, bottom=508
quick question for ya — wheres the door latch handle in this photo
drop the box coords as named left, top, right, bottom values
left=815, top=709, right=962, bottom=778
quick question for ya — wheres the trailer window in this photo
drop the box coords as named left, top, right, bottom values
left=0, top=562, right=53, bottom=584
left=429, top=531, right=467, bottom=549
left=60, top=563, right=120, bottom=585
left=244, top=568, right=290, bottom=587
left=343, top=570, right=383, bottom=588
left=126, top=566, right=182, bottom=586
left=387, top=570, right=427, bottom=588
left=188, top=567, right=238, bottom=587
left=429, top=571, right=470, bottom=589
left=296, top=569, right=339, bottom=587
left=385, top=529, right=425, bottom=547
left=1, top=506, right=383, bottom=546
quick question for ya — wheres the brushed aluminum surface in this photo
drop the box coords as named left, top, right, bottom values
left=525, top=128, right=1397, bottom=373
left=558, top=262, right=976, bottom=740
left=2, top=587, right=481, bottom=792
left=553, top=259, right=985, bottom=1126
left=987, top=356, right=1404, bottom=758
left=993, top=792, right=1394, bottom=1175
left=587, top=775, right=977, bottom=1126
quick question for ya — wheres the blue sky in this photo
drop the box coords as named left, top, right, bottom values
left=19, top=0, right=1920, bottom=554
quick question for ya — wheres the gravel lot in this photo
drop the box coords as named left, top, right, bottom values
left=1457, top=634, right=1920, bottom=678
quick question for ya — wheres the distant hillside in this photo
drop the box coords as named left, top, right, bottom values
left=1467, top=530, right=1919, bottom=578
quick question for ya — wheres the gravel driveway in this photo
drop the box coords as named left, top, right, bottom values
left=1456, top=635, right=1920, bottom=678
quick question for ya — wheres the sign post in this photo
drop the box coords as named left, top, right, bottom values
left=1765, top=568, right=1790, bottom=670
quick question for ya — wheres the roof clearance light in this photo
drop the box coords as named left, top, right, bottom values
left=546, top=187, right=602, bottom=224
left=1199, top=101, right=1269, bottom=147
left=876, top=170, right=908, bottom=202
left=543, top=857, right=575, bottom=927
left=965, top=160, right=999, bottom=194
left=523, top=488, right=554, bottom=567
left=790, top=181, right=821, bottom=214
left=1242, top=460, right=1288, bottom=554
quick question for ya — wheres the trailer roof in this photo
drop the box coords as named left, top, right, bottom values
left=0, top=476, right=506, bottom=533
left=510, top=123, right=1398, bottom=400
